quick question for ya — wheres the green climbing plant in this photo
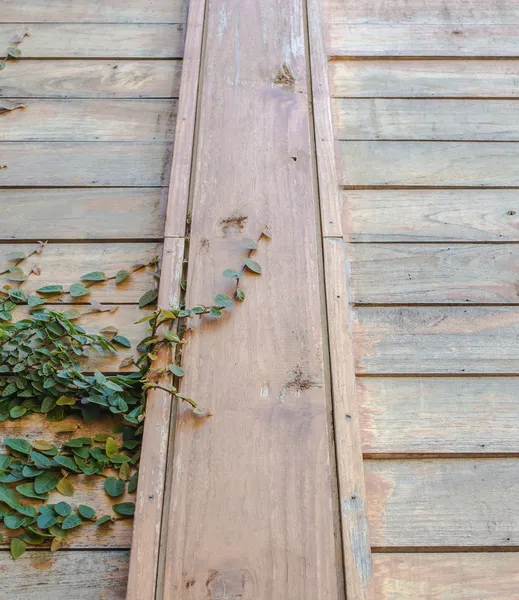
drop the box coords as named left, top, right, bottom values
left=0, top=228, right=269, bottom=558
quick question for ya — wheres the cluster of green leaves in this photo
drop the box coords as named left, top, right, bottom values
left=0, top=29, right=28, bottom=71
left=0, top=229, right=268, bottom=559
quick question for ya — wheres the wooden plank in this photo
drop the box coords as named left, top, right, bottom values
left=323, top=239, right=373, bottom=598
left=0, top=188, right=165, bottom=240
left=339, top=142, right=519, bottom=187
left=333, top=99, right=519, bottom=141
left=0, top=24, right=183, bottom=58
left=0, top=0, right=184, bottom=23
left=0, top=551, right=129, bottom=598
left=349, top=243, right=519, bottom=304
left=373, top=553, right=519, bottom=600
left=354, top=306, right=519, bottom=374
left=365, top=458, right=519, bottom=547
left=323, top=0, right=519, bottom=24
left=329, top=60, right=519, bottom=98
left=358, top=377, right=519, bottom=454
left=342, top=190, right=519, bottom=242
left=159, top=0, right=340, bottom=596
left=0, top=99, right=177, bottom=142
left=0, top=61, right=182, bottom=98
left=0, top=243, right=160, bottom=303
left=0, top=142, right=171, bottom=186
left=328, top=24, right=519, bottom=57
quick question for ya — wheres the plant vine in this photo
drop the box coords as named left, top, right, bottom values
left=0, top=229, right=269, bottom=559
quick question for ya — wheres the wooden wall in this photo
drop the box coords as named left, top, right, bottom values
left=0, top=0, right=185, bottom=595
left=323, top=0, right=519, bottom=597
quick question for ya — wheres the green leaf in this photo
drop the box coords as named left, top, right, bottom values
left=16, top=483, right=48, bottom=500
left=80, top=271, right=106, bottom=282
left=69, top=283, right=89, bottom=298
left=36, top=285, right=63, bottom=295
left=115, top=270, right=130, bottom=284
left=214, top=293, right=234, bottom=308
left=64, top=437, right=92, bottom=448
left=7, top=47, right=22, bottom=59
left=236, top=287, right=245, bottom=301
left=29, top=451, right=52, bottom=469
left=4, top=514, right=25, bottom=529
left=104, top=477, right=125, bottom=498
left=56, top=478, right=74, bottom=497
left=54, top=502, right=72, bottom=517
left=105, top=437, right=119, bottom=459
left=113, top=335, right=131, bottom=348
left=96, top=515, right=112, bottom=526
left=78, top=505, right=96, bottom=520
left=169, top=364, right=185, bottom=377
left=4, top=438, right=31, bottom=454
left=61, top=513, right=83, bottom=530
left=243, top=258, right=262, bottom=274
left=53, top=456, right=79, bottom=472
left=113, top=502, right=135, bottom=516
left=56, top=395, right=76, bottom=406
left=28, top=294, right=46, bottom=307
left=6, top=251, right=26, bottom=261
left=223, top=269, right=242, bottom=279
left=210, top=307, right=222, bottom=318
left=9, top=406, right=27, bottom=419
left=128, top=471, right=138, bottom=494
left=138, top=288, right=158, bottom=308
left=34, top=472, right=59, bottom=494
left=37, top=512, right=58, bottom=529
left=8, top=289, right=27, bottom=303
left=10, top=538, right=26, bottom=560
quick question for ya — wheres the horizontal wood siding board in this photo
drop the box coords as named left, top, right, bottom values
left=373, top=553, right=519, bottom=600
left=342, top=190, right=519, bottom=242
left=0, top=551, right=129, bottom=598
left=0, top=99, right=177, bottom=142
left=0, top=188, right=165, bottom=240
left=353, top=306, right=519, bottom=374
left=0, top=61, right=182, bottom=98
left=349, top=243, right=519, bottom=304
left=0, top=0, right=184, bottom=22
left=0, top=142, right=172, bottom=186
left=330, top=60, right=519, bottom=98
left=0, top=242, right=160, bottom=302
left=365, top=458, right=519, bottom=547
left=327, top=24, right=519, bottom=57
left=333, top=99, right=519, bottom=141
left=358, top=376, right=519, bottom=454
left=339, top=142, right=519, bottom=187
left=0, top=24, right=184, bottom=58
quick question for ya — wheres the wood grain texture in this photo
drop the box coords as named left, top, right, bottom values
left=0, top=0, right=184, bottom=22
left=0, top=24, right=183, bottom=58
left=358, top=377, right=519, bottom=454
left=0, top=99, right=177, bottom=142
left=323, top=0, right=519, bottom=24
left=333, top=99, right=519, bottom=141
left=0, top=243, right=159, bottom=303
left=0, top=188, right=166, bottom=240
left=160, top=0, right=340, bottom=596
left=327, top=24, right=519, bottom=57
left=0, top=61, right=182, bottom=98
left=342, top=190, right=519, bottom=242
left=323, top=239, right=373, bottom=598
left=330, top=60, right=519, bottom=98
left=373, top=553, right=519, bottom=600
left=354, top=306, right=519, bottom=374
left=365, top=458, right=519, bottom=547
left=349, top=243, right=519, bottom=304
left=0, top=142, right=172, bottom=186
left=339, top=142, right=519, bottom=187
left=0, top=551, right=129, bottom=598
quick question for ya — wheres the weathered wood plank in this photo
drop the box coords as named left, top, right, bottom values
left=0, top=243, right=159, bottom=303
left=0, top=143, right=171, bottom=186
left=373, top=553, right=519, bottom=600
left=330, top=60, right=519, bottom=98
left=339, top=142, right=519, bottom=187
left=365, top=458, right=519, bottom=547
left=323, top=0, right=519, bottom=24
left=0, top=100, right=177, bottom=142
left=0, top=188, right=165, bottom=240
left=349, top=243, right=519, bottom=304
left=323, top=239, right=373, bottom=598
left=342, top=190, right=519, bottom=242
left=333, top=99, right=519, bottom=141
left=358, top=377, right=519, bottom=454
left=0, top=551, right=129, bottom=598
left=354, top=307, right=519, bottom=374
left=0, top=24, right=183, bottom=58
left=0, top=0, right=184, bottom=22
left=328, top=24, right=519, bottom=57
left=0, top=61, right=182, bottom=98
left=159, top=0, right=340, bottom=596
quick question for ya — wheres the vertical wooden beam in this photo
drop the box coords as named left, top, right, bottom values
left=158, top=0, right=340, bottom=597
